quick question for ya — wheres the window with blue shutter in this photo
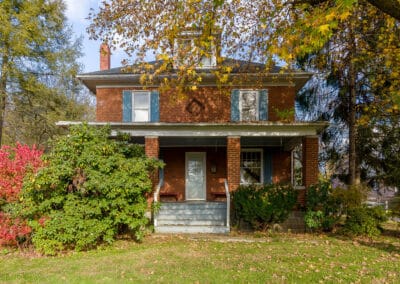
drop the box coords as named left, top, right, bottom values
left=233, top=89, right=268, bottom=122
left=231, top=89, right=240, bottom=122
left=150, top=91, right=160, bottom=122
left=122, top=91, right=132, bottom=122
left=259, top=90, right=268, bottom=121
left=122, top=90, right=159, bottom=122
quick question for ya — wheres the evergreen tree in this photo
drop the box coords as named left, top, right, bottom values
left=0, top=0, right=93, bottom=146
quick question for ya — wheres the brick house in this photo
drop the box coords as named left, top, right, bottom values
left=73, top=41, right=326, bottom=233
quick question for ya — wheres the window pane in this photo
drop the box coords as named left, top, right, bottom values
left=240, top=151, right=262, bottom=184
left=134, top=93, right=149, bottom=108
left=241, top=91, right=258, bottom=121
left=134, top=110, right=149, bottom=122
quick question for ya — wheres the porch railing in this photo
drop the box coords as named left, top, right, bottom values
left=224, top=179, right=230, bottom=228
left=153, top=176, right=164, bottom=227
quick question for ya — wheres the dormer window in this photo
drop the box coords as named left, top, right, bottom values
left=174, top=30, right=217, bottom=69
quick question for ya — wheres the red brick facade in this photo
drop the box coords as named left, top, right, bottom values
left=227, top=136, right=241, bottom=192
left=161, top=147, right=226, bottom=201
left=299, top=136, right=319, bottom=205
left=272, top=151, right=291, bottom=183
left=268, top=86, right=296, bottom=122
left=145, top=137, right=160, bottom=200
left=94, top=85, right=319, bottom=204
left=100, top=43, right=110, bottom=71
left=96, top=88, right=123, bottom=122
left=95, top=86, right=296, bottom=123
left=302, top=136, right=319, bottom=187
left=160, top=88, right=231, bottom=122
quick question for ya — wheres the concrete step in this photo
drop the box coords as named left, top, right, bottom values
left=155, top=225, right=230, bottom=234
left=157, top=219, right=226, bottom=226
left=157, top=208, right=226, bottom=216
left=156, top=213, right=226, bottom=221
left=159, top=202, right=227, bottom=210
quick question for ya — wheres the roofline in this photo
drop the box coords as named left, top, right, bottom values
left=77, top=72, right=313, bottom=93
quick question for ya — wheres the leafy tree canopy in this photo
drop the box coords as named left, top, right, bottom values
left=0, top=0, right=93, bottom=146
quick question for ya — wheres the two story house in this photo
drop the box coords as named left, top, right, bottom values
left=72, top=40, right=326, bottom=233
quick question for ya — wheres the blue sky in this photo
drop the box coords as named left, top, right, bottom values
left=65, top=0, right=126, bottom=73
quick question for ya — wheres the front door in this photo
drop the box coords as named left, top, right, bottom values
left=185, top=152, right=206, bottom=200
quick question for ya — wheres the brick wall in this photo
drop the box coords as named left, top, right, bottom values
left=161, top=147, right=226, bottom=201
left=145, top=137, right=159, bottom=204
left=302, top=136, right=319, bottom=187
left=227, top=136, right=241, bottom=192
left=272, top=151, right=291, bottom=183
left=160, top=87, right=231, bottom=122
left=268, top=86, right=295, bottom=122
left=96, top=88, right=123, bottom=122
left=95, top=86, right=295, bottom=123
left=301, top=136, right=319, bottom=205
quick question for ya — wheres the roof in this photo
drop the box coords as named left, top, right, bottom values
left=78, top=58, right=312, bottom=93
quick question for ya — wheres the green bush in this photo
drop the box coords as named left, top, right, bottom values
left=232, top=183, right=297, bottom=230
left=17, top=124, right=162, bottom=255
left=342, top=206, right=388, bottom=237
left=305, top=180, right=368, bottom=232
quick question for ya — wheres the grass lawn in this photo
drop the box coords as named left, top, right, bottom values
left=1, top=232, right=399, bottom=283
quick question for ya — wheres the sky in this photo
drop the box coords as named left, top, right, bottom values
left=65, top=0, right=126, bottom=73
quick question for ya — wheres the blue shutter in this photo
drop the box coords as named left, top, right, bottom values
left=231, top=89, right=240, bottom=121
left=150, top=91, right=160, bottom=122
left=122, top=91, right=132, bottom=122
left=263, top=150, right=272, bottom=184
left=259, top=90, right=268, bottom=121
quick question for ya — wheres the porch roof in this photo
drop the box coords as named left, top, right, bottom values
left=57, top=121, right=327, bottom=138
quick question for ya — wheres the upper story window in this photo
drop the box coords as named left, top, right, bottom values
left=132, top=92, right=150, bottom=122
left=122, top=90, right=159, bottom=122
left=239, top=90, right=259, bottom=121
left=231, top=89, right=268, bottom=122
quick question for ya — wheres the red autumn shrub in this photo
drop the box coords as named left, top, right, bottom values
left=0, top=212, right=32, bottom=246
left=0, top=143, right=43, bottom=246
left=0, top=143, right=43, bottom=202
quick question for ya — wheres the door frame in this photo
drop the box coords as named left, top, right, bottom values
left=185, top=152, right=207, bottom=201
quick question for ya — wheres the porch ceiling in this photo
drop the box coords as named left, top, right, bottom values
left=158, top=136, right=300, bottom=148
left=57, top=121, right=328, bottom=139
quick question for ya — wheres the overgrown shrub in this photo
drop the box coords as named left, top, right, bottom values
left=232, top=183, right=297, bottom=230
left=18, top=124, right=162, bottom=255
left=342, top=206, right=388, bottom=237
left=305, top=180, right=368, bottom=232
left=0, top=144, right=43, bottom=246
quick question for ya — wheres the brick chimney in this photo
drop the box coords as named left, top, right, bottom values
left=100, top=43, right=110, bottom=70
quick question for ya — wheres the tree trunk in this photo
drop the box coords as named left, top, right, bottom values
left=0, top=54, right=8, bottom=147
left=348, top=29, right=359, bottom=186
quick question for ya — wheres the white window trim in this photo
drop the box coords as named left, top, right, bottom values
left=132, top=91, right=151, bottom=122
left=240, top=148, right=264, bottom=185
left=239, top=90, right=259, bottom=121
left=174, top=38, right=217, bottom=69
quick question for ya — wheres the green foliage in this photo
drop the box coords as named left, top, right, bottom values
left=0, top=0, right=93, bottom=146
left=305, top=180, right=368, bottom=232
left=18, top=124, right=161, bottom=255
left=342, top=206, right=388, bottom=237
left=232, top=183, right=297, bottom=230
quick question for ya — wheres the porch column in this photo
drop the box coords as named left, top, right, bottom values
left=301, top=136, right=319, bottom=204
left=145, top=136, right=159, bottom=203
left=227, top=136, right=241, bottom=192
